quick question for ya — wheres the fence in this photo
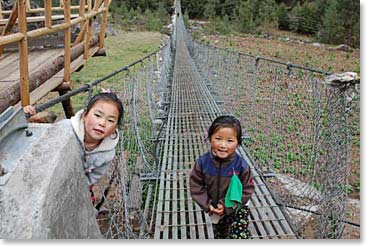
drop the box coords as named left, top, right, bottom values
left=187, top=37, right=360, bottom=238
left=80, top=41, right=172, bottom=238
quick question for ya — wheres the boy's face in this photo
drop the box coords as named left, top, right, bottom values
left=210, top=127, right=238, bottom=159
left=83, top=100, right=119, bottom=145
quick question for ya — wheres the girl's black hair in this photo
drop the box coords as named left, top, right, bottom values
left=84, top=92, right=124, bottom=127
left=208, top=115, right=242, bottom=145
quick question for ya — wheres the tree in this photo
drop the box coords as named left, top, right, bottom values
left=204, top=0, right=218, bottom=18
left=336, top=0, right=359, bottom=47
left=289, top=1, right=318, bottom=34
left=181, top=0, right=207, bottom=18
left=257, top=0, right=279, bottom=28
left=318, top=0, right=359, bottom=47
left=233, top=0, right=256, bottom=33
left=278, top=3, right=290, bottom=30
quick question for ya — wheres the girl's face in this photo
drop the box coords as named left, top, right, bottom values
left=83, top=100, right=119, bottom=145
left=210, top=127, right=238, bottom=159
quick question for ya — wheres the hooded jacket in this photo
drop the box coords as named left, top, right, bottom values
left=189, top=151, right=254, bottom=216
left=70, top=109, right=119, bottom=185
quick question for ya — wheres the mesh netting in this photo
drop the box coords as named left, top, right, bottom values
left=188, top=38, right=360, bottom=238
left=90, top=41, right=172, bottom=239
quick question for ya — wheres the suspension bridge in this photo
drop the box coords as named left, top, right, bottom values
left=0, top=0, right=360, bottom=240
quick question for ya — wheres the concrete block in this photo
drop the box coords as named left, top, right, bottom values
left=0, top=121, right=102, bottom=239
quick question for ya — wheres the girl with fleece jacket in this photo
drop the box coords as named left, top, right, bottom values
left=24, top=91, right=124, bottom=204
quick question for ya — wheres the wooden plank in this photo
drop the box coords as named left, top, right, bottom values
left=0, top=51, right=15, bottom=62
left=0, top=6, right=87, bottom=15
left=13, top=46, right=98, bottom=109
left=28, top=49, right=62, bottom=69
left=0, top=14, right=80, bottom=26
left=3, top=49, right=60, bottom=82
left=0, top=54, right=19, bottom=80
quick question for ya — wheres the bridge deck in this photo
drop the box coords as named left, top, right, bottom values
left=153, top=18, right=297, bottom=240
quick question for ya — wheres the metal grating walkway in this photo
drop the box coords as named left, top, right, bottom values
left=153, top=7, right=297, bottom=240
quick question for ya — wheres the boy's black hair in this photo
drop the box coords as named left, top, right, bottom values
left=85, top=92, right=124, bottom=127
left=208, top=115, right=242, bottom=145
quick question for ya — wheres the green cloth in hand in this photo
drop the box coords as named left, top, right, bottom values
left=224, top=173, right=242, bottom=209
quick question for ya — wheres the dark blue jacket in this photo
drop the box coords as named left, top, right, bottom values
left=189, top=151, right=254, bottom=215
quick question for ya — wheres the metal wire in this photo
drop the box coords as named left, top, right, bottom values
left=188, top=25, right=360, bottom=239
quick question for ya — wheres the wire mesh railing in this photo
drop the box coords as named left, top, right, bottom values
left=187, top=36, right=360, bottom=238
left=93, top=41, right=172, bottom=239
left=28, top=37, right=173, bottom=238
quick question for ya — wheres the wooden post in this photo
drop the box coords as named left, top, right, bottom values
left=26, top=0, right=31, bottom=11
left=93, top=0, right=101, bottom=10
left=73, top=0, right=86, bottom=45
left=60, top=0, right=74, bottom=118
left=98, top=0, right=109, bottom=49
left=18, top=0, right=30, bottom=107
left=58, top=90, right=74, bottom=118
left=63, top=0, right=71, bottom=83
left=2, top=3, right=19, bottom=35
left=0, top=3, right=18, bottom=55
left=84, top=0, right=92, bottom=59
left=0, top=1, right=3, bottom=19
left=79, top=0, right=86, bottom=18
left=73, top=22, right=87, bottom=45
left=44, top=0, right=52, bottom=28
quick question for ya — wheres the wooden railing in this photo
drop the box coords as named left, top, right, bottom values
left=0, top=0, right=110, bottom=112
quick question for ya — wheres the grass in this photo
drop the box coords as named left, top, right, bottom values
left=45, top=28, right=163, bottom=119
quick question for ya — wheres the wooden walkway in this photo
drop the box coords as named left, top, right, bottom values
left=0, top=45, right=99, bottom=113
left=153, top=16, right=297, bottom=240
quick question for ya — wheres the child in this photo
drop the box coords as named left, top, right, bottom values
left=189, top=115, right=255, bottom=239
left=23, top=91, right=124, bottom=201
